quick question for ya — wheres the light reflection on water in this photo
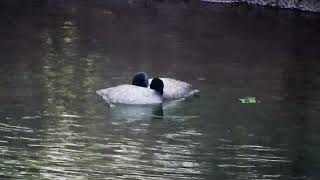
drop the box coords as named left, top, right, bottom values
left=0, top=0, right=320, bottom=180
left=0, top=113, right=204, bottom=179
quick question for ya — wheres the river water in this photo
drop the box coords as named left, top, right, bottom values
left=0, top=1, right=320, bottom=179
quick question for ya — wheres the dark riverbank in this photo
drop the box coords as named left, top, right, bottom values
left=202, top=0, right=320, bottom=12
left=0, top=0, right=320, bottom=13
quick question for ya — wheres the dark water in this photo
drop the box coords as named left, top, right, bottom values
left=0, top=0, right=320, bottom=179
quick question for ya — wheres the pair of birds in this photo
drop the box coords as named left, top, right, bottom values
left=96, top=72, right=199, bottom=105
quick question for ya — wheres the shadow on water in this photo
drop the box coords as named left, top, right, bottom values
left=279, top=22, right=320, bottom=179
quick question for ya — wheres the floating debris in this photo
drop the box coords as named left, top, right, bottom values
left=239, top=97, right=258, bottom=104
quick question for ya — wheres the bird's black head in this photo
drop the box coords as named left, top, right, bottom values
left=132, top=72, right=148, bottom=88
left=150, top=78, right=164, bottom=95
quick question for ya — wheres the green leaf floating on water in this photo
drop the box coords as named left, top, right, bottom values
left=239, top=97, right=258, bottom=104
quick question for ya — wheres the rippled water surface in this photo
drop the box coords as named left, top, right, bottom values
left=1, top=1, right=320, bottom=179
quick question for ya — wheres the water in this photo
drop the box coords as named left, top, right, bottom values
left=0, top=1, right=320, bottom=179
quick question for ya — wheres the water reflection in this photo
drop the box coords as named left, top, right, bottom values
left=0, top=0, right=320, bottom=180
left=109, top=104, right=164, bottom=121
left=0, top=113, right=204, bottom=179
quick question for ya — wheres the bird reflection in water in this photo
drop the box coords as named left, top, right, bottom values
left=108, top=104, right=164, bottom=121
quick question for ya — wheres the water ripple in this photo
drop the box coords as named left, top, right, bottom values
left=0, top=123, right=34, bottom=133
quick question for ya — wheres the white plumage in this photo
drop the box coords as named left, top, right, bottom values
left=96, top=73, right=199, bottom=106
left=96, top=85, right=162, bottom=105
left=149, top=78, right=199, bottom=100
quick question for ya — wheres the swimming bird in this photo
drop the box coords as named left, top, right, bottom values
left=148, top=78, right=199, bottom=100
left=131, top=72, right=199, bottom=100
left=132, top=72, right=149, bottom=88
left=96, top=78, right=164, bottom=105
